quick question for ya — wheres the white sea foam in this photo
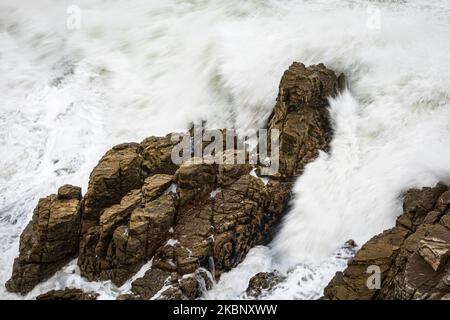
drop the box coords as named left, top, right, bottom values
left=1, top=0, right=449, bottom=299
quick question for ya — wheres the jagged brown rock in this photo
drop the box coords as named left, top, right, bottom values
left=78, top=190, right=176, bottom=285
left=132, top=269, right=213, bottom=300
left=246, top=271, right=285, bottom=298
left=267, top=62, right=344, bottom=180
left=140, top=135, right=179, bottom=176
left=127, top=62, right=343, bottom=299
left=78, top=137, right=178, bottom=285
left=323, top=183, right=450, bottom=300
left=36, top=288, right=98, bottom=300
left=6, top=185, right=82, bottom=294
left=175, top=158, right=217, bottom=205
left=142, top=174, right=173, bottom=202
left=81, top=143, right=144, bottom=233
left=6, top=62, right=343, bottom=298
left=419, top=236, right=450, bottom=271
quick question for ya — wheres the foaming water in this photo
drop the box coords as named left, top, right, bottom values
left=1, top=0, right=450, bottom=299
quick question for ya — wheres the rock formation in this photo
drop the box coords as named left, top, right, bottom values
left=267, top=62, right=344, bottom=179
left=36, top=288, right=98, bottom=300
left=246, top=271, right=285, bottom=298
left=5, top=62, right=344, bottom=298
left=323, top=184, right=450, bottom=300
left=6, top=185, right=82, bottom=294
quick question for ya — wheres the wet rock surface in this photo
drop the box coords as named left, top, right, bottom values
left=6, top=185, right=82, bottom=294
left=267, top=62, right=344, bottom=180
left=246, top=271, right=285, bottom=298
left=324, top=184, right=450, bottom=300
left=36, top=288, right=98, bottom=300
left=77, top=136, right=178, bottom=285
left=6, top=62, right=343, bottom=299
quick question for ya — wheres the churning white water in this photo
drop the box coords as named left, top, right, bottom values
left=1, top=0, right=450, bottom=299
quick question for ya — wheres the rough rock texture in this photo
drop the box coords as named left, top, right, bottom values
left=78, top=183, right=176, bottom=286
left=6, top=185, right=82, bottom=294
left=128, top=62, right=342, bottom=299
left=78, top=136, right=178, bottom=285
left=246, top=271, right=285, bottom=298
left=131, top=268, right=214, bottom=300
left=6, top=62, right=343, bottom=298
left=324, top=184, right=450, bottom=300
left=267, top=62, right=344, bottom=180
left=36, top=288, right=98, bottom=300
left=81, top=143, right=144, bottom=233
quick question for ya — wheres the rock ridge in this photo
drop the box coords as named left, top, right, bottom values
left=6, top=62, right=344, bottom=299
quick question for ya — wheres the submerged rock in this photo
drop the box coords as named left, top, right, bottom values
left=323, top=183, right=450, bottom=300
left=6, top=62, right=344, bottom=298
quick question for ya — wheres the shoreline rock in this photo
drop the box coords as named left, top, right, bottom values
left=246, top=271, right=286, bottom=298
left=5, top=62, right=344, bottom=298
left=6, top=185, right=82, bottom=294
left=36, top=288, right=98, bottom=300
left=323, top=184, right=450, bottom=300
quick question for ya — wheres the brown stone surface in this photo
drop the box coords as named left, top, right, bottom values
left=131, top=268, right=174, bottom=299
left=127, top=62, right=342, bottom=299
left=82, top=143, right=144, bottom=232
left=7, top=62, right=343, bottom=297
left=246, top=271, right=285, bottom=298
left=78, top=192, right=176, bottom=286
left=175, top=158, right=217, bottom=205
left=140, top=135, right=179, bottom=176
left=324, top=183, right=450, bottom=300
left=36, top=288, right=98, bottom=300
left=6, top=185, right=82, bottom=294
left=77, top=137, right=179, bottom=286
left=267, top=62, right=343, bottom=180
